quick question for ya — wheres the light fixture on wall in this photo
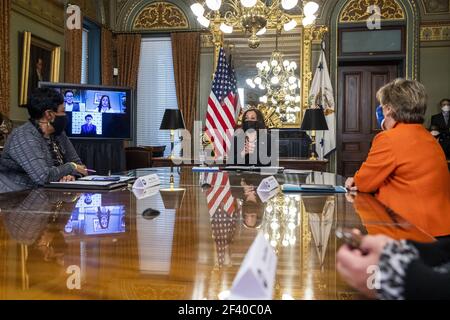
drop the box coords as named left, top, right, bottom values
left=191, top=0, right=319, bottom=49
left=246, top=29, right=301, bottom=124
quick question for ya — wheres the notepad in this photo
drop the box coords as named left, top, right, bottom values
left=282, top=184, right=347, bottom=193
left=46, top=176, right=135, bottom=190
left=192, top=166, right=220, bottom=172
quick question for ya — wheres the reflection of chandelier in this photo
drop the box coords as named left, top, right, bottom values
left=246, top=31, right=301, bottom=124
left=191, top=0, right=319, bottom=49
left=262, top=194, right=300, bottom=251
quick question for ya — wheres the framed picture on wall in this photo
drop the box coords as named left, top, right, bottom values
left=19, top=31, right=61, bottom=106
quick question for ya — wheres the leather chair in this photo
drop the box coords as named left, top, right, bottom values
left=125, top=146, right=166, bottom=170
left=125, top=147, right=153, bottom=170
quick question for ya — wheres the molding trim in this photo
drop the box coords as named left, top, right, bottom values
left=340, top=0, right=405, bottom=22
left=420, top=23, right=450, bottom=41
left=133, top=1, right=189, bottom=30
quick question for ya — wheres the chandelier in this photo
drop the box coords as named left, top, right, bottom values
left=191, top=0, right=319, bottom=49
left=246, top=30, right=301, bottom=124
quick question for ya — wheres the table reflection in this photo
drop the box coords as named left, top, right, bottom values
left=0, top=168, right=436, bottom=300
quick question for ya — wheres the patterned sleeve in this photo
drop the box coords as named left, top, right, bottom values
left=58, top=133, right=82, bottom=164
left=8, top=131, right=76, bottom=185
left=376, top=240, right=420, bottom=300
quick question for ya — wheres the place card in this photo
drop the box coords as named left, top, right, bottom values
left=257, top=176, right=279, bottom=193
left=229, top=232, right=277, bottom=300
left=132, top=174, right=160, bottom=190
left=132, top=184, right=160, bottom=200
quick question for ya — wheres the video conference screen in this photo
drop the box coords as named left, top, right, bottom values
left=64, top=193, right=126, bottom=236
left=40, top=83, right=133, bottom=139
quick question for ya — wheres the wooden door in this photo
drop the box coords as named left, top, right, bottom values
left=337, top=64, right=398, bottom=177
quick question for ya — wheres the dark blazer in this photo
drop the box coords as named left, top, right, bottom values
left=431, top=113, right=450, bottom=133
left=229, top=130, right=272, bottom=166
left=81, top=124, right=97, bottom=136
left=65, top=103, right=80, bottom=112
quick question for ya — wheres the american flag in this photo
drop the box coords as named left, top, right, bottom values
left=203, top=172, right=237, bottom=267
left=205, top=48, right=240, bottom=159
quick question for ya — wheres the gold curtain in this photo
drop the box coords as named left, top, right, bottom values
left=115, top=34, right=142, bottom=89
left=64, top=20, right=82, bottom=84
left=171, top=32, right=200, bottom=133
left=0, top=0, right=11, bottom=116
left=101, top=27, right=114, bottom=86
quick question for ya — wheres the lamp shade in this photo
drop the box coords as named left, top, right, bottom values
left=300, top=108, right=328, bottom=131
left=160, top=109, right=185, bottom=130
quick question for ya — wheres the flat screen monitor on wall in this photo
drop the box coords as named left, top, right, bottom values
left=39, top=82, right=133, bottom=140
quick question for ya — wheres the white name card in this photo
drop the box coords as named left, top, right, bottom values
left=257, top=176, right=279, bottom=193
left=132, top=185, right=160, bottom=200
left=229, top=232, right=278, bottom=300
left=132, top=174, right=160, bottom=190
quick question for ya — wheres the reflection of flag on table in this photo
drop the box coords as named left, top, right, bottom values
left=205, top=172, right=236, bottom=216
left=205, top=48, right=240, bottom=159
left=204, top=172, right=237, bottom=267
left=308, top=198, right=335, bottom=269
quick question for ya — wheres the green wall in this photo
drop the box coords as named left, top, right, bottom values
left=420, top=45, right=450, bottom=128
left=9, top=9, right=65, bottom=122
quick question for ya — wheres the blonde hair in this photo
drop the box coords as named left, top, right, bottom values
left=376, top=78, right=427, bottom=124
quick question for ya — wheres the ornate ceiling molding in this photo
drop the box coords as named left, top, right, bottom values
left=339, top=0, right=406, bottom=23
left=133, top=1, right=189, bottom=30
left=421, top=23, right=450, bottom=41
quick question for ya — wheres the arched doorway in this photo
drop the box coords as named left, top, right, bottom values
left=328, top=0, right=420, bottom=176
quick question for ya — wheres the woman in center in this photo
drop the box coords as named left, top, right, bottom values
left=229, top=108, right=272, bottom=166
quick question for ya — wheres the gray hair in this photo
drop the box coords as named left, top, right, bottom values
left=376, top=78, right=427, bottom=124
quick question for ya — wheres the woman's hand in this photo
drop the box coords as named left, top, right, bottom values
left=59, top=175, right=76, bottom=182
left=70, top=163, right=88, bottom=176
left=345, top=177, right=358, bottom=191
left=337, top=234, right=394, bottom=299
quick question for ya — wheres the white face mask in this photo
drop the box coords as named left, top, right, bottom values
left=442, top=105, right=450, bottom=112
left=431, top=130, right=440, bottom=137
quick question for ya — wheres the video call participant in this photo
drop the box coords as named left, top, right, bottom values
left=64, top=90, right=80, bottom=112
left=229, top=108, right=272, bottom=166
left=0, top=88, right=88, bottom=194
left=97, top=207, right=111, bottom=229
left=80, top=114, right=97, bottom=136
left=97, top=95, right=112, bottom=113
left=345, top=79, right=450, bottom=237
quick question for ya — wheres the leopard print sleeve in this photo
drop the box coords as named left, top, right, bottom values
left=376, top=240, right=420, bottom=300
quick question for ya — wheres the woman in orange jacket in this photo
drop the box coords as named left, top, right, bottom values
left=345, top=79, right=450, bottom=237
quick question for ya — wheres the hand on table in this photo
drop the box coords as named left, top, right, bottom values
left=59, top=175, right=76, bottom=182
left=345, top=177, right=358, bottom=192
left=337, top=233, right=394, bottom=299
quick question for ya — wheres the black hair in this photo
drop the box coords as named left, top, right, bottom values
left=242, top=108, right=267, bottom=129
left=98, top=95, right=111, bottom=112
left=27, top=87, right=64, bottom=120
left=85, top=114, right=93, bottom=120
left=440, top=98, right=450, bottom=106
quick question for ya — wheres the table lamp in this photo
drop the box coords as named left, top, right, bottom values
left=160, top=109, right=185, bottom=160
left=300, top=108, right=328, bottom=160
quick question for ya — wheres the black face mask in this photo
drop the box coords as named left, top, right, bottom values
left=243, top=120, right=259, bottom=131
left=51, top=115, right=68, bottom=136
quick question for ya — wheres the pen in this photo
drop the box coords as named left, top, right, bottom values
left=86, top=169, right=97, bottom=173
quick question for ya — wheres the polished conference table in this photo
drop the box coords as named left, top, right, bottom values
left=0, top=168, right=434, bottom=300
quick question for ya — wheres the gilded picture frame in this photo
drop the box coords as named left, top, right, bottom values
left=19, top=31, right=61, bottom=106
